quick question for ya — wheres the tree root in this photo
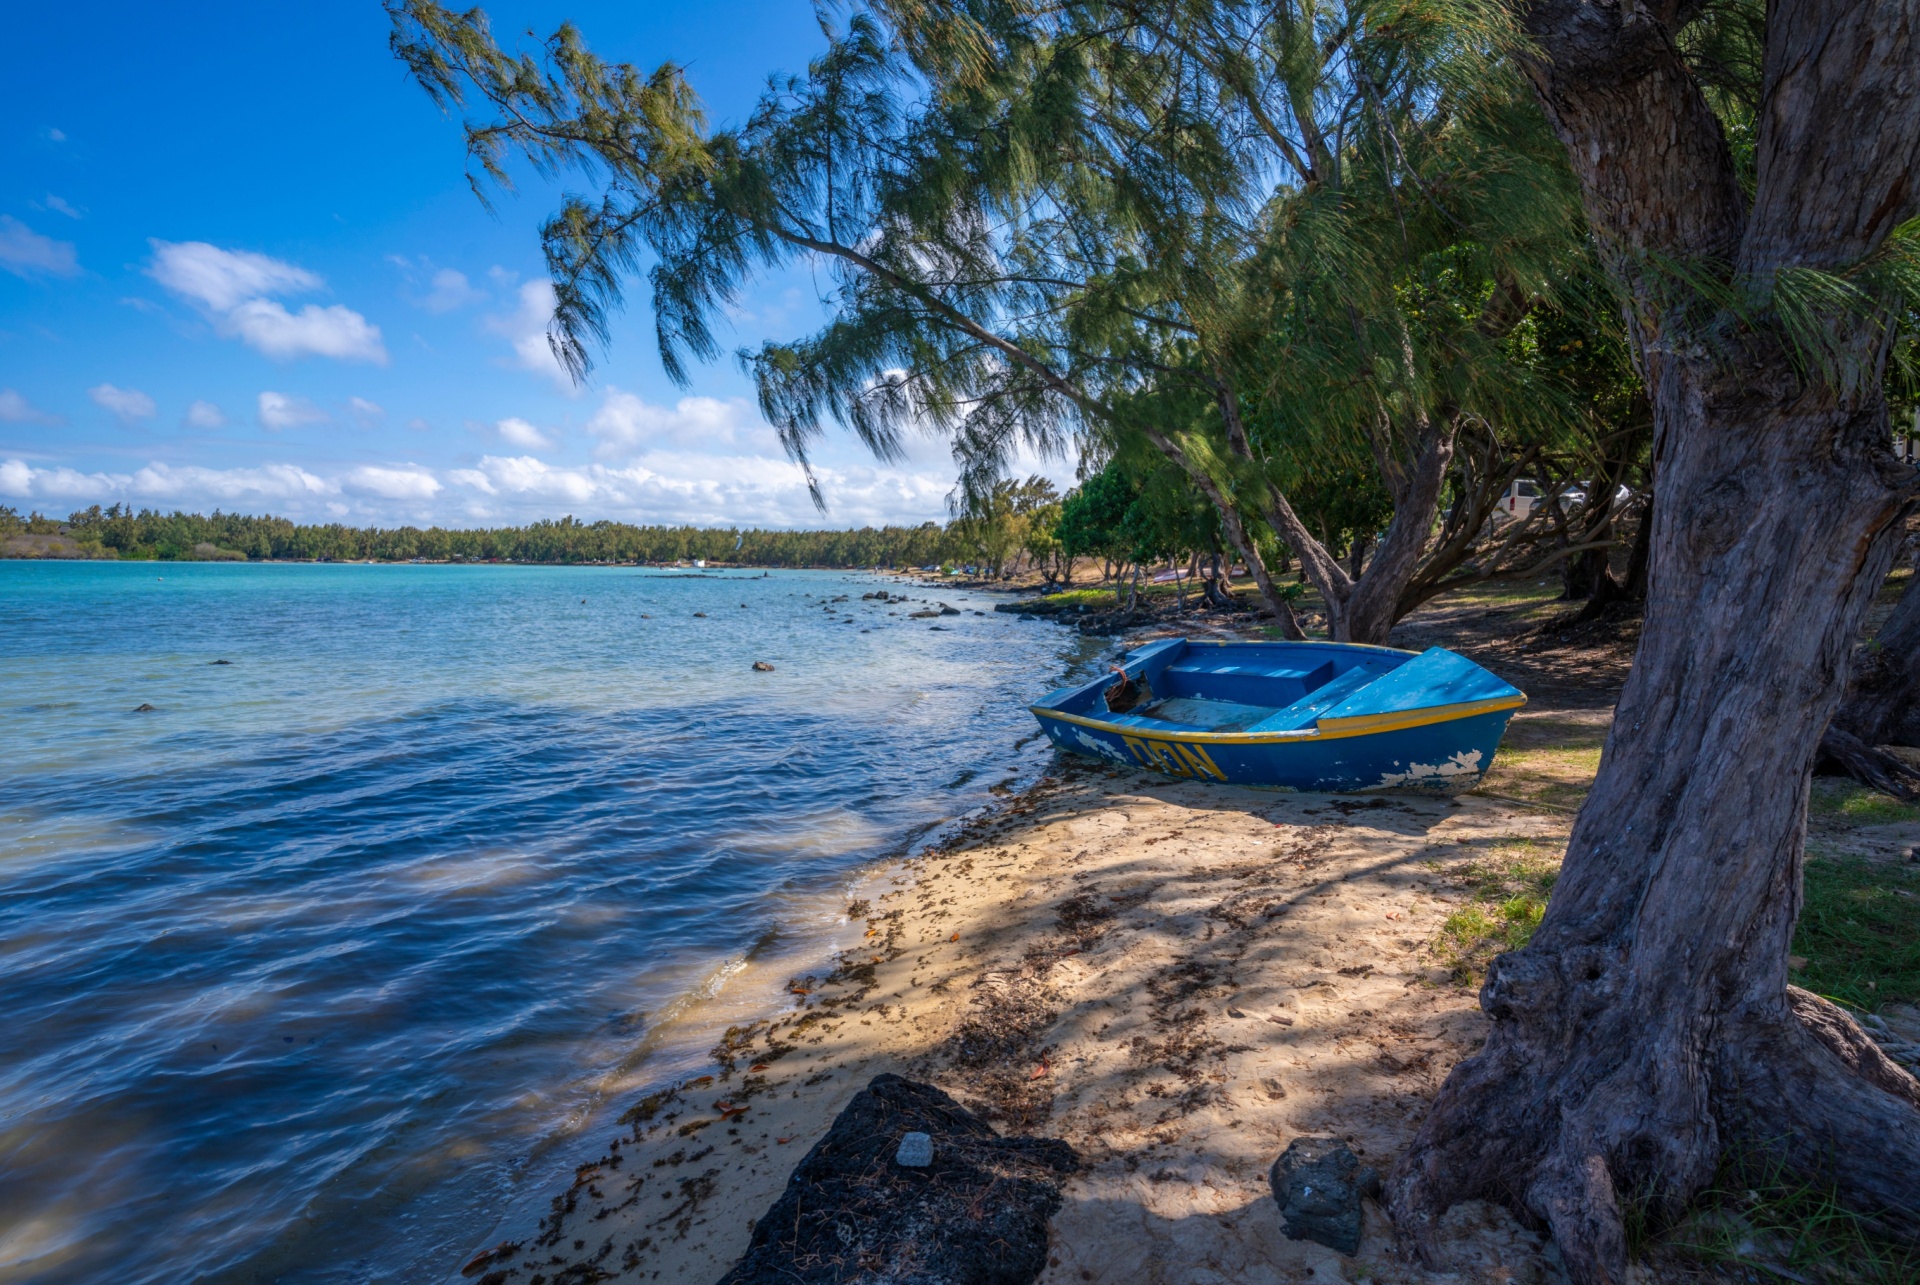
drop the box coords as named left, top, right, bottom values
left=1816, top=724, right=1920, bottom=800
left=1718, top=989, right=1920, bottom=1241
left=1387, top=966, right=1920, bottom=1285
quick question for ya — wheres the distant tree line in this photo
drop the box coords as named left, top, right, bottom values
left=1, top=504, right=967, bottom=567
left=4, top=458, right=1636, bottom=600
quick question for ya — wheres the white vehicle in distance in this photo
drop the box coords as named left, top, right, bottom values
left=1498, top=478, right=1544, bottom=519
left=1497, top=479, right=1633, bottom=521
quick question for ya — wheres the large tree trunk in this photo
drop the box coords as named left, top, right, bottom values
left=1331, top=415, right=1456, bottom=644
left=1388, top=3, right=1920, bottom=1282
left=1223, top=399, right=1461, bottom=645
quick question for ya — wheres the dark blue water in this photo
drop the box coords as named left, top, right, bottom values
left=0, top=562, right=1099, bottom=1284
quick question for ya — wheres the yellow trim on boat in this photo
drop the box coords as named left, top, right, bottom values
left=1030, top=691, right=1527, bottom=744
left=1316, top=694, right=1529, bottom=736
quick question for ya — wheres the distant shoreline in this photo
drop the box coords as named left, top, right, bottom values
left=0, top=551, right=1044, bottom=597
left=2, top=550, right=943, bottom=573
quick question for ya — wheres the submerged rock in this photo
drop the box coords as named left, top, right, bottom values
left=752, top=661, right=776, bottom=672
left=716, top=1073, right=1076, bottom=1285
left=133, top=703, right=157, bottom=712
left=1269, top=1136, right=1379, bottom=1256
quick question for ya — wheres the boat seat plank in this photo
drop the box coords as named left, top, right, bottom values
left=1251, top=665, right=1388, bottom=731
left=1164, top=661, right=1327, bottom=681
left=1161, top=659, right=1336, bottom=707
left=1318, top=647, right=1522, bottom=721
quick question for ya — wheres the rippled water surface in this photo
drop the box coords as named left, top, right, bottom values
left=0, top=561, right=1100, bottom=1284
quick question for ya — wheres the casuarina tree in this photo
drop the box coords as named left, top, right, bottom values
left=1388, top=2, right=1920, bottom=1281
left=385, top=0, right=1618, bottom=642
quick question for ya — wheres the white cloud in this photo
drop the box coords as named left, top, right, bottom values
left=147, top=240, right=386, bottom=363
left=44, top=128, right=66, bottom=143
left=148, top=240, right=320, bottom=311
left=446, top=451, right=953, bottom=527
left=0, top=389, right=61, bottom=424
left=130, top=461, right=331, bottom=502
left=2, top=454, right=446, bottom=516
left=348, top=397, right=385, bottom=427
left=184, top=400, right=227, bottom=428
left=343, top=465, right=440, bottom=500
left=1, top=437, right=968, bottom=528
left=389, top=256, right=488, bottom=313
left=37, top=194, right=83, bottom=220
left=496, top=416, right=554, bottom=449
left=88, top=384, right=157, bottom=422
left=423, top=268, right=484, bottom=312
left=585, top=390, right=775, bottom=458
left=0, top=216, right=79, bottom=278
left=485, top=280, right=574, bottom=392
left=447, top=468, right=493, bottom=494
left=258, top=391, right=329, bottom=430
left=426, top=268, right=480, bottom=311
left=0, top=457, right=327, bottom=505
left=223, top=299, right=386, bottom=363
left=481, top=455, right=598, bottom=503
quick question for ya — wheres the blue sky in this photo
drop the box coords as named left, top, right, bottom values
left=0, top=2, right=1064, bottom=529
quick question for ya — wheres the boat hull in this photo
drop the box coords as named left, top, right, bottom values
left=1034, top=705, right=1518, bottom=793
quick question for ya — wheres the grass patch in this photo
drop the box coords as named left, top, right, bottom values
left=1649, top=1155, right=1920, bottom=1284
left=1476, top=713, right=1609, bottom=809
left=1431, top=839, right=1563, bottom=984
left=1808, top=778, right=1920, bottom=825
left=1040, top=587, right=1118, bottom=608
left=1428, top=577, right=1569, bottom=611
left=1792, top=856, right=1920, bottom=1012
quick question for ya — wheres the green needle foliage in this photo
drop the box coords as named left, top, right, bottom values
left=388, top=0, right=1645, bottom=632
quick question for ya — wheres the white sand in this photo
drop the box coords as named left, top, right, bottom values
left=454, top=763, right=1575, bottom=1285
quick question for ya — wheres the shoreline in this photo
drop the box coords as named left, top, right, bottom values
left=442, top=712, right=1094, bottom=1279
left=450, top=755, right=1579, bottom=1285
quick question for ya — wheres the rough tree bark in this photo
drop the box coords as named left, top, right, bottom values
left=1820, top=568, right=1920, bottom=796
left=1208, top=379, right=1464, bottom=644
left=1833, top=567, right=1920, bottom=746
left=1388, top=4, right=1920, bottom=1282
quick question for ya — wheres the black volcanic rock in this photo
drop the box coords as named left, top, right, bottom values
left=716, top=1074, right=1077, bottom=1285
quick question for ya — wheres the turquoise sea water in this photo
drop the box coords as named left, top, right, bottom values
left=0, top=561, right=1100, bottom=1284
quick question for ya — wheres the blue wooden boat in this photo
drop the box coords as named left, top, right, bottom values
left=1029, top=638, right=1525, bottom=794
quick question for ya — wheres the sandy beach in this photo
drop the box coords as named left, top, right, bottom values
left=449, top=582, right=1920, bottom=1285
left=455, top=753, right=1579, bottom=1285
